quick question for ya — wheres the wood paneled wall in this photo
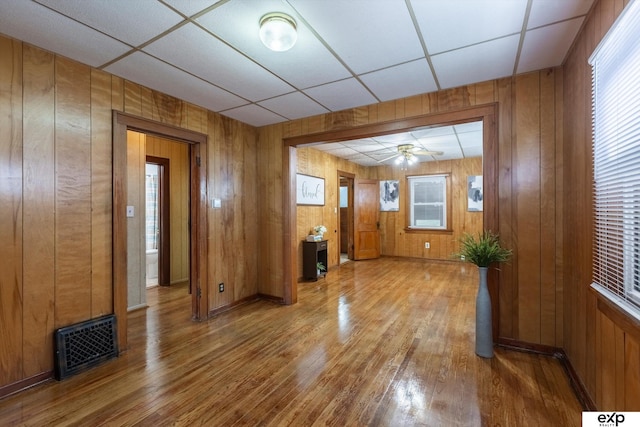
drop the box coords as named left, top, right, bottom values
left=295, top=147, right=371, bottom=277
left=563, top=0, right=639, bottom=410
left=371, top=157, right=483, bottom=260
left=259, top=71, right=564, bottom=347
left=0, top=36, right=258, bottom=393
left=146, top=135, right=191, bottom=285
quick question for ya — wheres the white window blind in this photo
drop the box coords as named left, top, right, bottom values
left=408, top=175, right=447, bottom=229
left=589, top=0, right=640, bottom=314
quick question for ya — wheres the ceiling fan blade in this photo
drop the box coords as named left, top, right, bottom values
left=376, top=153, right=401, bottom=163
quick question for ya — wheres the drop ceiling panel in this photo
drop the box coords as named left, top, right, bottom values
left=104, top=51, right=246, bottom=112
left=517, top=18, right=585, bottom=74
left=528, top=0, right=593, bottom=29
left=196, top=0, right=351, bottom=89
left=303, top=78, right=377, bottom=111
left=258, top=92, right=329, bottom=120
left=289, top=0, right=424, bottom=74
left=36, top=0, right=184, bottom=47
left=360, top=59, right=438, bottom=101
left=0, top=0, right=130, bottom=68
left=413, top=0, right=528, bottom=54
left=163, top=0, right=223, bottom=17
left=432, top=35, right=520, bottom=89
left=0, top=0, right=596, bottom=128
left=221, top=104, right=287, bottom=127
left=143, top=23, right=294, bottom=102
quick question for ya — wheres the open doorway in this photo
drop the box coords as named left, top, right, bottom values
left=145, top=156, right=170, bottom=288
left=113, top=111, right=208, bottom=352
left=337, top=172, right=355, bottom=264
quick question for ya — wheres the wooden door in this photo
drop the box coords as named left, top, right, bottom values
left=353, top=178, right=380, bottom=260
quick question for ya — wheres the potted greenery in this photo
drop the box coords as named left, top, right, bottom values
left=456, top=231, right=512, bottom=358
left=316, top=262, right=326, bottom=278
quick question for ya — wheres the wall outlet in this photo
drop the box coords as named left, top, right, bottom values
left=424, top=242, right=430, bottom=249
left=218, top=282, right=224, bottom=292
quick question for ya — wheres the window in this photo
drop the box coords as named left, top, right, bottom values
left=590, top=0, right=640, bottom=315
left=408, top=175, right=448, bottom=230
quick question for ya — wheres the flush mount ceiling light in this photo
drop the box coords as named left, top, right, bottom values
left=259, top=12, right=297, bottom=52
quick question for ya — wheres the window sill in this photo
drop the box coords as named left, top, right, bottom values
left=403, top=228, right=453, bottom=235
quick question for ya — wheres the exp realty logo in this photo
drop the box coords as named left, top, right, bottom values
left=583, top=412, right=639, bottom=427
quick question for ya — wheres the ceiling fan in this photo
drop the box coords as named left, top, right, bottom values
left=377, top=143, right=444, bottom=164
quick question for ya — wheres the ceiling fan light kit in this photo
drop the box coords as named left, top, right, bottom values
left=259, top=12, right=298, bottom=52
left=379, top=143, right=443, bottom=167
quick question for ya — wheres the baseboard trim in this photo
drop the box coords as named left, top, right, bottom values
left=496, top=338, right=596, bottom=411
left=207, top=294, right=260, bottom=317
left=0, top=371, right=52, bottom=400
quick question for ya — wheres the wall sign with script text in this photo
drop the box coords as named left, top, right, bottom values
left=296, top=174, right=325, bottom=206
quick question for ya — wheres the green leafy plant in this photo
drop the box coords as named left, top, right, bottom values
left=455, top=231, right=512, bottom=267
left=316, top=262, right=326, bottom=272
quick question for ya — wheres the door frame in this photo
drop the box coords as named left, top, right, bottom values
left=337, top=171, right=355, bottom=260
left=145, top=156, right=170, bottom=287
left=283, top=104, right=498, bottom=336
left=113, top=111, right=208, bottom=352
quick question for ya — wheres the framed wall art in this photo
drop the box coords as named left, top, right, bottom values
left=296, top=173, right=325, bottom=206
left=380, top=180, right=399, bottom=211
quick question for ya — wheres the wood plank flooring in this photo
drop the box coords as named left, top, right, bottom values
left=0, top=257, right=582, bottom=426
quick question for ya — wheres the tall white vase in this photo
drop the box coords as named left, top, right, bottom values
left=475, top=267, right=494, bottom=358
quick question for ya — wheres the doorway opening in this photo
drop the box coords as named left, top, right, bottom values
left=283, top=105, right=498, bottom=335
left=145, top=156, right=170, bottom=288
left=113, top=111, right=208, bottom=352
left=337, top=171, right=354, bottom=264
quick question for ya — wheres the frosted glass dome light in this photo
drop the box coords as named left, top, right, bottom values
left=259, top=12, right=297, bottom=52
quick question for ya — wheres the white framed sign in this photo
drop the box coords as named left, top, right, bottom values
left=296, top=173, right=325, bottom=206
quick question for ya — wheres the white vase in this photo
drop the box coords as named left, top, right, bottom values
left=475, top=267, right=493, bottom=358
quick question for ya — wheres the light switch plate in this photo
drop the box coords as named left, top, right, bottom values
left=126, top=206, right=135, bottom=217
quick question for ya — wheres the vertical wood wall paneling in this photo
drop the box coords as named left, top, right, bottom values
left=54, top=57, right=92, bottom=328
left=126, top=131, right=146, bottom=309
left=514, top=72, right=542, bottom=343
left=0, top=37, right=24, bottom=385
left=497, top=77, right=515, bottom=338
left=22, top=44, right=55, bottom=377
left=539, top=68, right=558, bottom=347
left=91, top=68, right=114, bottom=316
left=554, top=68, right=565, bottom=347
left=146, top=135, right=190, bottom=284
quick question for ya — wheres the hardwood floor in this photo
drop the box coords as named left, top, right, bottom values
left=0, top=258, right=582, bottom=426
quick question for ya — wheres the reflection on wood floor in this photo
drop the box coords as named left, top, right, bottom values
left=0, top=257, right=582, bottom=426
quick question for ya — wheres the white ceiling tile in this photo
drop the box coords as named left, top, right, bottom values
left=458, top=131, right=483, bottom=147
left=0, top=0, right=130, bottom=67
left=310, top=142, right=349, bottom=151
left=143, top=23, right=294, bottom=101
left=289, top=0, right=424, bottom=74
left=463, top=147, right=484, bottom=157
left=197, top=0, right=351, bottom=89
left=258, top=92, right=329, bottom=120
left=303, top=79, right=377, bottom=111
left=417, top=134, right=460, bottom=147
left=454, top=121, right=483, bottom=133
left=360, top=59, right=438, bottom=102
left=372, top=133, right=416, bottom=144
left=518, top=18, right=584, bottom=73
left=163, top=0, right=223, bottom=17
left=413, top=0, right=528, bottom=54
left=528, top=0, right=593, bottom=29
left=104, top=51, right=246, bottom=112
left=412, top=126, right=455, bottom=139
left=221, top=104, right=287, bottom=127
left=432, top=35, right=520, bottom=89
left=36, top=0, right=184, bottom=46
left=321, top=147, right=361, bottom=157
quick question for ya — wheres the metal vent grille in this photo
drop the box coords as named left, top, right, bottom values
left=54, top=314, right=118, bottom=380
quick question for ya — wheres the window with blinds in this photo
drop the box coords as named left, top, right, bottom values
left=408, top=175, right=447, bottom=229
left=589, top=0, right=640, bottom=315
